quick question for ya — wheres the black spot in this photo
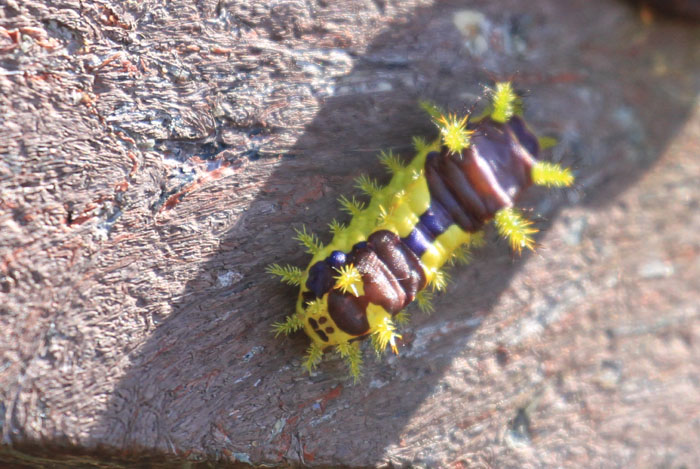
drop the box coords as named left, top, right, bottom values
left=315, top=329, right=329, bottom=342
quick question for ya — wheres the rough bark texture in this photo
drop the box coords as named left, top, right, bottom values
left=1, top=0, right=699, bottom=467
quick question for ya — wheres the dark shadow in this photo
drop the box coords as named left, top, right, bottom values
left=94, top=0, right=699, bottom=466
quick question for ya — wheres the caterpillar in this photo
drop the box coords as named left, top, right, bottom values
left=268, top=82, right=574, bottom=380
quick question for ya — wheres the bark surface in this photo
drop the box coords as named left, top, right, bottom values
left=1, top=0, right=699, bottom=467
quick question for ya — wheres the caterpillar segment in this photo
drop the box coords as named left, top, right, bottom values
left=270, top=82, right=574, bottom=380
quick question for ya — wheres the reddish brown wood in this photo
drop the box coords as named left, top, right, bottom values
left=1, top=0, right=699, bottom=467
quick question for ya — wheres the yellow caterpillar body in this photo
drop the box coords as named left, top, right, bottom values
left=269, top=83, right=574, bottom=380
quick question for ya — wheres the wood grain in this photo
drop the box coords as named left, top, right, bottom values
left=1, top=0, right=698, bottom=466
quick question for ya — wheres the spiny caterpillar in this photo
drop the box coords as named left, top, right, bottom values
left=269, top=82, right=574, bottom=380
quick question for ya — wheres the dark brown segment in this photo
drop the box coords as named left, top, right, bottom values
left=367, top=230, right=427, bottom=305
left=440, top=154, right=489, bottom=220
left=314, top=329, right=329, bottom=342
left=472, top=119, right=535, bottom=201
left=425, top=117, right=538, bottom=231
left=349, top=245, right=407, bottom=314
left=327, top=291, right=370, bottom=336
left=318, top=316, right=327, bottom=324
left=325, top=327, right=334, bottom=334
left=425, top=152, right=478, bottom=230
left=461, top=143, right=511, bottom=213
left=308, top=317, right=318, bottom=329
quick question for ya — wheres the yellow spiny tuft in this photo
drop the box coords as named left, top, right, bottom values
left=271, top=314, right=304, bottom=337
left=494, top=207, right=538, bottom=253
left=491, top=82, right=519, bottom=124
left=336, top=342, right=363, bottom=382
left=379, top=150, right=403, bottom=174
left=448, top=245, right=472, bottom=266
left=429, top=268, right=450, bottom=292
left=394, top=310, right=410, bottom=326
left=266, top=263, right=304, bottom=286
left=334, top=264, right=363, bottom=297
left=354, top=174, right=381, bottom=197
left=294, top=226, right=324, bottom=255
left=532, top=161, right=575, bottom=187
left=436, top=113, right=472, bottom=154
left=372, top=317, right=401, bottom=355
left=393, top=189, right=406, bottom=203
left=328, top=218, right=346, bottom=236
left=338, top=194, right=366, bottom=216
left=412, top=135, right=428, bottom=153
left=415, top=290, right=435, bottom=314
left=375, top=204, right=389, bottom=227
left=305, top=298, right=327, bottom=316
left=469, top=230, right=486, bottom=248
left=303, top=342, right=324, bottom=374
left=419, top=100, right=446, bottom=121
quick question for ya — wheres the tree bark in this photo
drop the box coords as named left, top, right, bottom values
left=1, top=0, right=699, bottom=467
